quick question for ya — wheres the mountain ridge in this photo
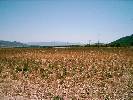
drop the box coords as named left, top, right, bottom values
left=0, top=34, right=133, bottom=47
left=0, top=40, right=28, bottom=47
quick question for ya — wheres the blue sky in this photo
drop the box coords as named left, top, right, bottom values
left=0, top=0, right=133, bottom=43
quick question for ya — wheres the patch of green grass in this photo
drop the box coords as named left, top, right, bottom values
left=15, top=66, right=22, bottom=72
left=23, top=62, right=29, bottom=72
left=40, top=68, right=53, bottom=79
left=53, top=96, right=63, bottom=100
left=15, top=62, right=30, bottom=73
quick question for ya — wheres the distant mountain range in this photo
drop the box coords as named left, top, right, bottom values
left=0, top=40, right=27, bottom=47
left=27, top=41, right=80, bottom=46
left=0, top=34, right=133, bottom=47
left=0, top=41, right=80, bottom=47
left=109, top=34, right=133, bottom=46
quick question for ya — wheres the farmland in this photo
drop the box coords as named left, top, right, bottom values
left=0, top=47, right=133, bottom=100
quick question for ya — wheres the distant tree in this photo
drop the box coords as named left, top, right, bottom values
left=85, top=44, right=90, bottom=47
left=131, top=42, right=133, bottom=46
left=115, top=43, right=121, bottom=47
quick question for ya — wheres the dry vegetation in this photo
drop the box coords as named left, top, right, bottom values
left=0, top=47, right=133, bottom=100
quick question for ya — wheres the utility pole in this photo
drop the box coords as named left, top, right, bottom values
left=67, top=41, right=68, bottom=46
left=98, top=40, right=100, bottom=48
left=89, top=40, right=91, bottom=47
left=97, top=33, right=100, bottom=48
left=54, top=41, right=55, bottom=47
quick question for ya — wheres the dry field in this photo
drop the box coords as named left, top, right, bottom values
left=0, top=47, right=133, bottom=100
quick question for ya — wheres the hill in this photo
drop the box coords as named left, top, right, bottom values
left=109, top=34, right=133, bottom=47
left=0, top=40, right=28, bottom=48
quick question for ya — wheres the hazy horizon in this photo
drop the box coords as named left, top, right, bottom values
left=0, top=0, right=133, bottom=43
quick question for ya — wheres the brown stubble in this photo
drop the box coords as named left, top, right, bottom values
left=0, top=47, right=133, bottom=99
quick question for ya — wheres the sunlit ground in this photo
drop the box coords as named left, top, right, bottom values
left=0, top=47, right=133, bottom=99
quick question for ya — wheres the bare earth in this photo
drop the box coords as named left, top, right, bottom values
left=0, top=47, right=133, bottom=100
